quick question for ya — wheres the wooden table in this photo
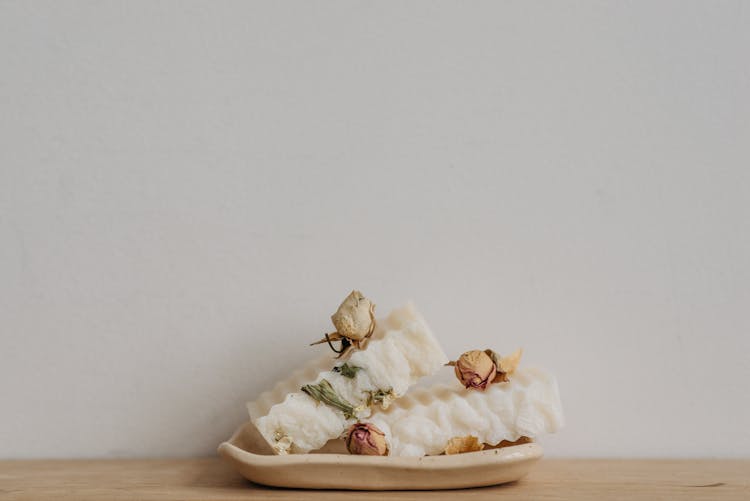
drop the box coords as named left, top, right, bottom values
left=0, top=458, right=747, bottom=500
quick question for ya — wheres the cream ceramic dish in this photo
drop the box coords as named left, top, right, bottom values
left=218, top=421, right=543, bottom=490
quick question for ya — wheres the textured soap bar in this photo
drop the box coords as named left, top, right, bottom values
left=367, top=366, right=564, bottom=456
left=249, top=303, right=448, bottom=454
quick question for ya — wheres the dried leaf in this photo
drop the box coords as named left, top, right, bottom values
left=366, top=388, right=396, bottom=409
left=444, top=436, right=485, bottom=455
left=492, top=348, right=523, bottom=383
left=271, top=432, right=293, bottom=455
left=301, top=379, right=356, bottom=419
left=332, top=363, right=362, bottom=379
left=499, top=348, right=523, bottom=375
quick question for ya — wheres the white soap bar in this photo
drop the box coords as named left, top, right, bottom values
left=368, top=366, right=564, bottom=457
left=249, top=303, right=448, bottom=454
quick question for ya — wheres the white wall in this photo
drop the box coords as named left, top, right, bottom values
left=1, top=1, right=748, bottom=459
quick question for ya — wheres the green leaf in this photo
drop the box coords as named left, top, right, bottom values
left=332, top=363, right=362, bottom=379
left=301, top=379, right=356, bottom=419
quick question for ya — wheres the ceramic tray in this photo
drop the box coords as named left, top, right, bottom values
left=218, top=421, right=543, bottom=490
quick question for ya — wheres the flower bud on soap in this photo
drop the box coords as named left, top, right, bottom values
left=345, top=422, right=388, bottom=456
left=331, top=290, right=375, bottom=341
left=454, top=350, right=497, bottom=390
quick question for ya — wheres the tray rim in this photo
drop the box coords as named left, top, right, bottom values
left=218, top=420, right=544, bottom=490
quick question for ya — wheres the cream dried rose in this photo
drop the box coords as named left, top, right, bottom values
left=311, top=290, right=376, bottom=358
left=331, top=290, right=375, bottom=341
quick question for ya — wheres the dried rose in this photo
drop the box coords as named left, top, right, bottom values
left=311, top=291, right=376, bottom=357
left=331, top=290, right=375, bottom=341
left=345, top=422, right=388, bottom=456
left=453, top=350, right=497, bottom=390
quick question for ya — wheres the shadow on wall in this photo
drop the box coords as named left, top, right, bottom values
left=119, top=326, right=324, bottom=458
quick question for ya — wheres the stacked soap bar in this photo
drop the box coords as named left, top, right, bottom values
left=249, top=304, right=448, bottom=454
left=367, top=366, right=564, bottom=456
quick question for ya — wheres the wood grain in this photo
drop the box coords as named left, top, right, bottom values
left=0, top=458, right=747, bottom=500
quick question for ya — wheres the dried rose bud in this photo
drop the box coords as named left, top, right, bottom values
left=311, top=291, right=377, bottom=357
left=453, top=350, right=497, bottom=390
left=345, top=422, right=388, bottom=456
left=331, top=290, right=375, bottom=341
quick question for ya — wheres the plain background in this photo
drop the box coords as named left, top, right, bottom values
left=1, top=1, right=749, bottom=459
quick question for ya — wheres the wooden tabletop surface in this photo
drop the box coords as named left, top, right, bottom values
left=0, top=458, right=747, bottom=500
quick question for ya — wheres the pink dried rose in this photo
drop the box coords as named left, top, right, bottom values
left=345, top=422, right=388, bottom=456
left=449, top=348, right=523, bottom=389
left=453, top=350, right=497, bottom=390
